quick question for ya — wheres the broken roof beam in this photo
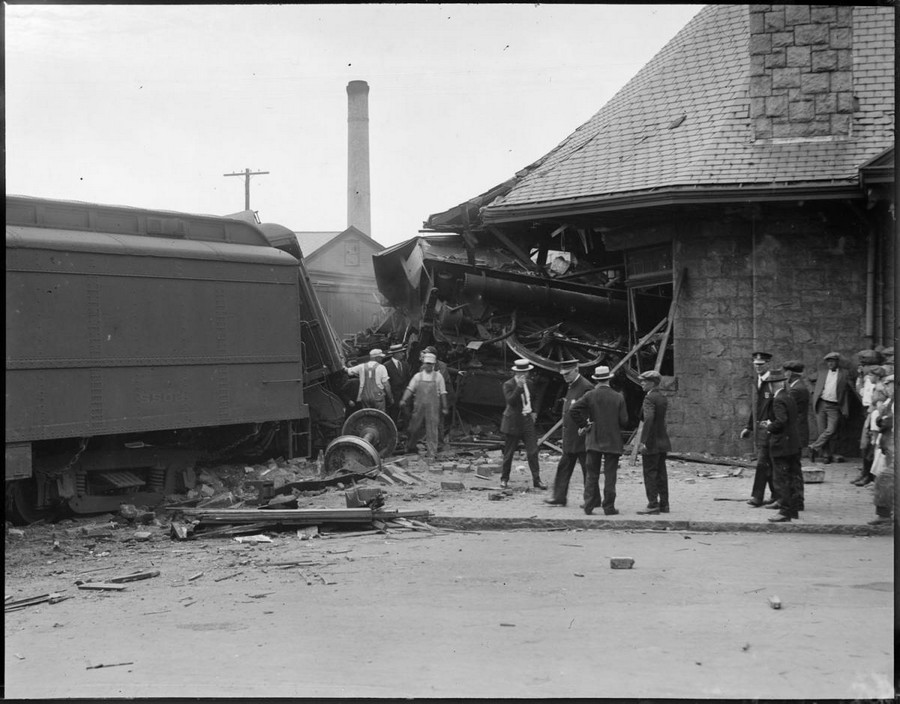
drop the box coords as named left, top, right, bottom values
left=486, top=225, right=545, bottom=276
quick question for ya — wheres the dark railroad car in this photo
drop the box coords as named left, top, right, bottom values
left=6, top=195, right=344, bottom=523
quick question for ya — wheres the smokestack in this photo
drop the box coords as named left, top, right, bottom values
left=347, top=80, right=371, bottom=236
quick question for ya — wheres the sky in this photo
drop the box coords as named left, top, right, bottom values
left=5, top=3, right=704, bottom=247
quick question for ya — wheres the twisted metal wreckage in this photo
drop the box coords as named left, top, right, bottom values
left=371, top=221, right=680, bottom=441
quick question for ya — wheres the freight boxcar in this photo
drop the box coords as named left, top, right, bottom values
left=5, top=195, right=347, bottom=523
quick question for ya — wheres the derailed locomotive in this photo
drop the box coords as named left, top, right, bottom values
left=5, top=195, right=349, bottom=523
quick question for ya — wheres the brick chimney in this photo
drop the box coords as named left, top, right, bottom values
left=749, top=5, right=854, bottom=140
left=347, top=80, right=371, bottom=236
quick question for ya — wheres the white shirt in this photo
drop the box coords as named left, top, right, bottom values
left=347, top=361, right=390, bottom=390
left=821, top=369, right=839, bottom=402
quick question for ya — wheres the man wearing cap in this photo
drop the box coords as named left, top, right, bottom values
left=401, top=352, right=448, bottom=458
left=544, top=360, right=593, bottom=507
left=809, top=352, right=857, bottom=463
left=345, top=349, right=393, bottom=412
left=410, top=345, right=454, bottom=451
left=570, top=365, right=629, bottom=515
left=499, top=359, right=547, bottom=490
left=635, top=370, right=671, bottom=515
left=761, top=369, right=803, bottom=522
left=783, top=360, right=809, bottom=510
left=384, top=344, right=410, bottom=425
left=740, top=351, right=778, bottom=507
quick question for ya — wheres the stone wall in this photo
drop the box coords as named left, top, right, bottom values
left=671, top=204, right=869, bottom=457
left=749, top=4, right=854, bottom=140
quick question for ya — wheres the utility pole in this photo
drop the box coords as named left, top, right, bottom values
left=223, top=168, right=269, bottom=210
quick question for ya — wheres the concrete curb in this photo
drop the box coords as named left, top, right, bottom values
left=426, top=516, right=895, bottom=536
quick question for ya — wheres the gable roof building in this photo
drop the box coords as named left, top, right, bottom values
left=424, top=4, right=894, bottom=456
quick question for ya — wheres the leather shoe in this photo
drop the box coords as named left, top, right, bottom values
left=850, top=475, right=866, bottom=484
left=764, top=502, right=783, bottom=510
left=533, top=480, right=548, bottom=490
left=499, top=479, right=508, bottom=489
left=659, top=506, right=670, bottom=513
left=603, top=508, right=619, bottom=516
left=543, top=498, right=566, bottom=506
left=762, top=498, right=778, bottom=505
left=822, top=456, right=832, bottom=464
left=637, top=507, right=660, bottom=515
left=767, top=514, right=792, bottom=522
left=747, top=499, right=763, bottom=507
left=857, top=475, right=875, bottom=487
left=868, top=516, right=893, bottom=525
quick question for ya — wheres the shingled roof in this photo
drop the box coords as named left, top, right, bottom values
left=441, top=4, right=894, bottom=226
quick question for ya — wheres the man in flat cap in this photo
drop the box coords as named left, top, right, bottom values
left=345, top=349, right=393, bottom=412
left=760, top=369, right=803, bottom=522
left=636, top=370, right=671, bottom=515
left=544, top=360, right=593, bottom=507
left=400, top=352, right=447, bottom=459
left=570, top=365, right=629, bottom=515
left=740, top=351, right=778, bottom=507
left=809, top=351, right=857, bottom=463
left=499, top=359, right=547, bottom=490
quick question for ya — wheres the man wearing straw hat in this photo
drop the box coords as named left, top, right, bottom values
left=544, top=359, right=593, bottom=507
left=499, top=359, right=548, bottom=490
left=570, top=364, right=629, bottom=515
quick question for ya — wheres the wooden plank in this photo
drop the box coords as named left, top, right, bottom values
left=487, top=225, right=544, bottom=275
left=77, top=583, right=127, bottom=591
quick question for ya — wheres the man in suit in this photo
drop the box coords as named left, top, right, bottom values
left=761, top=369, right=803, bottom=522
left=635, top=370, right=672, bottom=515
left=809, top=351, right=858, bottom=464
left=570, top=365, right=629, bottom=516
left=740, top=351, right=778, bottom=507
left=384, top=343, right=410, bottom=426
left=499, top=359, right=547, bottom=490
left=783, top=359, right=809, bottom=510
left=544, top=359, right=593, bottom=507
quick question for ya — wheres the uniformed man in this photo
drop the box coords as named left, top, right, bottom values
left=635, top=370, right=672, bottom=515
left=761, top=369, right=803, bottom=522
left=740, top=351, right=778, bottom=507
left=544, top=360, right=593, bottom=507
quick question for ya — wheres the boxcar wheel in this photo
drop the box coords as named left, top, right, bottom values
left=5, top=479, right=51, bottom=526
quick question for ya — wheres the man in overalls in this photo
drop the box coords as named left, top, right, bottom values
left=346, top=349, right=393, bottom=412
left=400, top=352, right=448, bottom=458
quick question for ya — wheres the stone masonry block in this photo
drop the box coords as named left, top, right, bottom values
left=836, top=92, right=855, bottom=114
left=750, top=53, right=767, bottom=77
left=830, top=113, right=851, bottom=136
left=835, top=49, right=852, bottom=71
left=766, top=94, right=788, bottom=117
left=807, top=119, right=832, bottom=137
left=764, top=50, right=786, bottom=69
left=749, top=75, right=773, bottom=98
left=764, top=8, right=785, bottom=32
left=830, top=27, right=852, bottom=50
left=811, top=49, right=837, bottom=72
left=785, top=45, right=811, bottom=68
left=771, top=121, right=802, bottom=139
left=771, top=31, right=794, bottom=48
left=772, top=67, right=801, bottom=89
left=750, top=97, right=767, bottom=119
left=749, top=10, right=765, bottom=34
left=795, top=24, right=829, bottom=45
left=800, top=72, right=830, bottom=95
left=830, top=71, right=852, bottom=93
left=749, top=33, right=772, bottom=55
left=815, top=93, right=836, bottom=115
left=835, top=6, right=853, bottom=26
left=752, top=118, right=773, bottom=140
left=810, top=6, right=837, bottom=24
left=784, top=5, right=810, bottom=25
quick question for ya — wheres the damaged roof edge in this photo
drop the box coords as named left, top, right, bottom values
left=479, top=182, right=866, bottom=224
